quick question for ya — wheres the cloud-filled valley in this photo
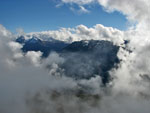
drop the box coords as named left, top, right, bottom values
left=0, top=0, right=150, bottom=113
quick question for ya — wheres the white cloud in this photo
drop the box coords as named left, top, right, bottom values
left=51, top=0, right=150, bottom=112
left=25, top=51, right=42, bottom=67
left=8, top=41, right=22, bottom=52
left=0, top=25, right=77, bottom=113
left=28, top=24, right=124, bottom=45
left=61, top=0, right=95, bottom=5
left=59, top=0, right=95, bottom=13
left=70, top=5, right=90, bottom=14
left=79, top=6, right=90, bottom=13
left=60, top=0, right=150, bottom=30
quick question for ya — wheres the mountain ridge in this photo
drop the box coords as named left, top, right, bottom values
left=16, top=36, right=120, bottom=84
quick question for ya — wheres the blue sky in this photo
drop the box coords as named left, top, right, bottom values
left=0, top=0, right=127, bottom=33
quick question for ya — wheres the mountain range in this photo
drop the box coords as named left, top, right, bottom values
left=16, top=36, right=120, bottom=84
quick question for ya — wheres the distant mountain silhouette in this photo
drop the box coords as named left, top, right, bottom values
left=16, top=36, right=120, bottom=84
left=16, top=36, right=69, bottom=57
left=61, top=40, right=120, bottom=84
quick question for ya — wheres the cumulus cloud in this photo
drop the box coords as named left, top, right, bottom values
left=60, top=0, right=150, bottom=30
left=0, top=25, right=77, bottom=113
left=98, top=0, right=150, bottom=22
left=25, top=51, right=42, bottom=67
left=0, top=24, right=105, bottom=113
left=54, top=0, right=150, bottom=112
left=28, top=24, right=124, bottom=45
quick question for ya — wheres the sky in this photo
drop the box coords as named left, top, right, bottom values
left=0, top=0, right=127, bottom=33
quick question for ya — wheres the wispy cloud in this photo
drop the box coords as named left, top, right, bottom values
left=70, top=5, right=90, bottom=14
